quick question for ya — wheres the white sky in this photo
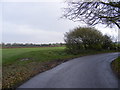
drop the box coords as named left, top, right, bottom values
left=0, top=0, right=119, bottom=44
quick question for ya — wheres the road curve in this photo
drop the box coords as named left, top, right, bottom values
left=18, top=53, right=119, bottom=88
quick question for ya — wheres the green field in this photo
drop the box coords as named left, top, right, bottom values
left=2, top=47, right=66, bottom=65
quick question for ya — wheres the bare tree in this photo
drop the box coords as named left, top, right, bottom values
left=63, top=0, right=120, bottom=28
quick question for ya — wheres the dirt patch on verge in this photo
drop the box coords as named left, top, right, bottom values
left=2, top=58, right=74, bottom=89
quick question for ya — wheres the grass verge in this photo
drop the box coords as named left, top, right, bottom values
left=2, top=47, right=118, bottom=89
left=111, top=56, right=120, bottom=78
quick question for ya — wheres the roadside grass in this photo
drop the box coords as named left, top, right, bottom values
left=0, top=49, right=2, bottom=65
left=111, top=56, right=120, bottom=78
left=2, top=47, right=118, bottom=89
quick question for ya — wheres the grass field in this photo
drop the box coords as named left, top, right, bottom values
left=2, top=47, right=66, bottom=65
left=2, top=47, right=118, bottom=88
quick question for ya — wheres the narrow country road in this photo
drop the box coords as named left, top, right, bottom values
left=18, top=53, right=119, bottom=88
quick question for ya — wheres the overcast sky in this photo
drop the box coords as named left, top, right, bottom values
left=1, top=0, right=118, bottom=44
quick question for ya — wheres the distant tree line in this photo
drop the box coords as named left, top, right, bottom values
left=1, top=43, right=65, bottom=48
left=64, top=27, right=120, bottom=54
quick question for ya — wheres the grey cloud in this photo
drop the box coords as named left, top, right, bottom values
left=3, top=2, right=81, bottom=32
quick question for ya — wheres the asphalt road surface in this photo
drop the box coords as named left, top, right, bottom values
left=19, top=53, right=119, bottom=88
